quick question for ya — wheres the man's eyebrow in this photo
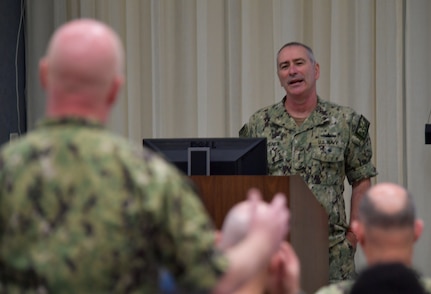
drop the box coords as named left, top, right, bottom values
left=278, top=57, right=306, bottom=66
left=292, top=57, right=306, bottom=62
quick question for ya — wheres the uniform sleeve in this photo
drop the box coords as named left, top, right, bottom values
left=315, top=281, right=352, bottom=294
left=239, top=113, right=261, bottom=138
left=345, top=113, right=378, bottom=184
left=147, top=157, right=228, bottom=292
left=239, top=123, right=250, bottom=137
left=420, top=277, right=431, bottom=292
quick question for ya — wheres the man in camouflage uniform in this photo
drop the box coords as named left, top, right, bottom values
left=0, top=19, right=290, bottom=293
left=315, top=182, right=431, bottom=293
left=240, top=42, right=378, bottom=282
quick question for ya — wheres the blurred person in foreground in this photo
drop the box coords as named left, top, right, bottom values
left=349, top=262, right=426, bottom=294
left=0, top=19, right=289, bottom=293
left=315, top=182, right=431, bottom=293
left=217, top=199, right=301, bottom=294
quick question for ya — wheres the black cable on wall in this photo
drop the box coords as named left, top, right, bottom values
left=0, top=0, right=26, bottom=145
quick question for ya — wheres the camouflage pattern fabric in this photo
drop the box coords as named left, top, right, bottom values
left=240, top=97, right=377, bottom=282
left=315, top=276, right=431, bottom=294
left=0, top=117, right=227, bottom=293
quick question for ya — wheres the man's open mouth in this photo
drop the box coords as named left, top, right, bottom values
left=288, top=79, right=304, bottom=85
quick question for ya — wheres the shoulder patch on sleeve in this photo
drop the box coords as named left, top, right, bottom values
left=354, top=115, right=370, bottom=141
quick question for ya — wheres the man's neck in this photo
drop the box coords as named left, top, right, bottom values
left=284, top=93, right=318, bottom=119
left=46, top=105, right=107, bottom=124
left=366, top=247, right=414, bottom=267
left=364, top=230, right=416, bottom=268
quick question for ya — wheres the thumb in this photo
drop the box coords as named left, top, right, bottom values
left=247, top=188, right=262, bottom=225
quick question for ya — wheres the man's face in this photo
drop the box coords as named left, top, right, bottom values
left=277, top=45, right=320, bottom=98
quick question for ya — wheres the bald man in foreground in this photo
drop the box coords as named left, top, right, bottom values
left=316, top=182, right=431, bottom=293
left=0, top=19, right=289, bottom=293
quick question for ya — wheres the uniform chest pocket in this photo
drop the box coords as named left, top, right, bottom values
left=310, top=146, right=344, bottom=185
left=267, top=141, right=291, bottom=175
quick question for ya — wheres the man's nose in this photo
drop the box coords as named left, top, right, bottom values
left=288, top=65, right=298, bottom=75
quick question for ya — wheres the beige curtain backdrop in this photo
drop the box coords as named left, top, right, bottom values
left=26, top=0, right=431, bottom=277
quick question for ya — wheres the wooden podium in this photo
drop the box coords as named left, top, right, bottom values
left=190, top=175, right=329, bottom=294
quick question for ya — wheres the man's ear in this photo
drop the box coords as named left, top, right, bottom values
left=39, top=58, right=48, bottom=90
left=314, top=62, right=320, bottom=80
left=414, top=219, right=424, bottom=242
left=106, top=76, right=123, bottom=107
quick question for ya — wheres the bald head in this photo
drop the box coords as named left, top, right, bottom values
left=40, top=19, right=125, bottom=122
left=47, top=19, right=124, bottom=76
left=354, top=182, right=424, bottom=266
left=219, top=201, right=270, bottom=250
left=359, top=183, right=415, bottom=229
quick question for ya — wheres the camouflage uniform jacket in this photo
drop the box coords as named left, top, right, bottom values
left=315, top=276, right=431, bottom=293
left=0, top=117, right=227, bottom=294
left=240, top=97, right=377, bottom=280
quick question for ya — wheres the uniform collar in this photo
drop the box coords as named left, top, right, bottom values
left=270, top=96, right=330, bottom=129
left=37, top=117, right=104, bottom=129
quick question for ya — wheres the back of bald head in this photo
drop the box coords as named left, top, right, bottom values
left=359, top=183, right=416, bottom=229
left=218, top=201, right=269, bottom=250
left=42, top=19, right=124, bottom=99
